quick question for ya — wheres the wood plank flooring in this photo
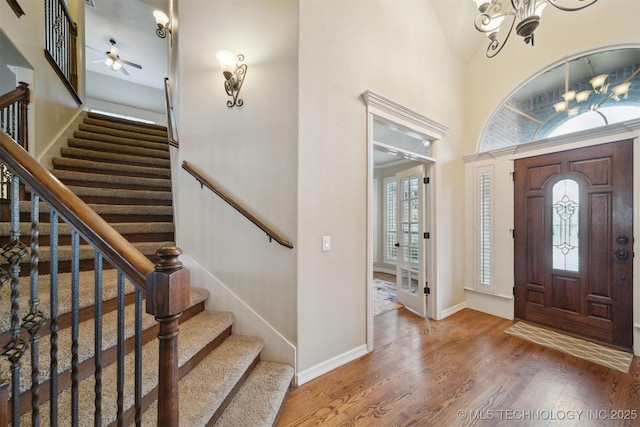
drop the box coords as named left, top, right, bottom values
left=277, top=307, right=640, bottom=426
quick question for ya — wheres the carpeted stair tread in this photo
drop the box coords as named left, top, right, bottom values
left=60, top=147, right=171, bottom=168
left=51, top=157, right=171, bottom=178
left=78, top=123, right=169, bottom=144
left=213, top=361, right=294, bottom=427
left=0, top=241, right=175, bottom=267
left=0, top=269, right=130, bottom=334
left=87, top=112, right=168, bottom=133
left=68, top=138, right=170, bottom=159
left=2, top=288, right=214, bottom=395
left=84, top=117, right=168, bottom=138
left=51, top=169, right=171, bottom=189
left=73, top=130, right=170, bottom=152
left=19, top=200, right=174, bottom=216
left=0, top=221, right=174, bottom=236
left=66, top=185, right=173, bottom=201
left=141, top=335, right=265, bottom=427
left=18, top=310, right=238, bottom=426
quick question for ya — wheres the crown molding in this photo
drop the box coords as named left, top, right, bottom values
left=361, top=90, right=448, bottom=141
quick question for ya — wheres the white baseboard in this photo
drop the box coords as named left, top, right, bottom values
left=440, top=301, right=467, bottom=319
left=296, top=344, right=368, bottom=386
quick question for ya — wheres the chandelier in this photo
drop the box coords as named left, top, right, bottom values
left=473, top=0, right=599, bottom=58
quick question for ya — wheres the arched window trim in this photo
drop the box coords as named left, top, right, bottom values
left=477, top=44, right=640, bottom=154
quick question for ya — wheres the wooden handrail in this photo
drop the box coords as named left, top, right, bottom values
left=164, top=78, right=179, bottom=148
left=0, top=82, right=29, bottom=110
left=0, top=130, right=155, bottom=288
left=182, top=161, right=294, bottom=249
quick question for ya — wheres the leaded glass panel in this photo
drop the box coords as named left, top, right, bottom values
left=552, top=179, right=580, bottom=272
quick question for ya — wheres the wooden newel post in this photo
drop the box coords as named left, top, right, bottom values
left=146, top=247, right=190, bottom=427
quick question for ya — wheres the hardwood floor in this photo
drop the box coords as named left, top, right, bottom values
left=277, top=308, right=640, bottom=426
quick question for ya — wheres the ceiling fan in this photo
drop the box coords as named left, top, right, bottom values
left=89, top=38, right=142, bottom=76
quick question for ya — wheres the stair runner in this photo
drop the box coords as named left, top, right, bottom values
left=0, top=112, right=293, bottom=426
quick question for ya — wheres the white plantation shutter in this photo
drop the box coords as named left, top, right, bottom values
left=479, top=171, right=492, bottom=286
left=384, top=178, right=397, bottom=262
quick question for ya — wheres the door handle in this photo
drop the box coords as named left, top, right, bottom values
left=604, top=248, right=629, bottom=260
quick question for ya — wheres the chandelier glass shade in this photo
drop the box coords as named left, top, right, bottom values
left=473, top=0, right=599, bottom=58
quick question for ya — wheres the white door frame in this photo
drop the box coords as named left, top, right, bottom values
left=362, top=90, right=448, bottom=351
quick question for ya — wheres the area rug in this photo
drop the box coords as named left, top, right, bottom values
left=505, top=321, right=633, bottom=373
left=373, top=279, right=403, bottom=316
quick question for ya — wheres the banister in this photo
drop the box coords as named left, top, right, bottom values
left=164, top=78, right=179, bottom=148
left=0, top=82, right=29, bottom=110
left=0, top=130, right=155, bottom=288
left=182, top=160, right=294, bottom=249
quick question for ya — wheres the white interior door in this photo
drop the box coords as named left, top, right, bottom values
left=395, top=165, right=427, bottom=316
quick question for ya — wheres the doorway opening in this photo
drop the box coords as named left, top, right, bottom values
left=363, top=90, right=448, bottom=351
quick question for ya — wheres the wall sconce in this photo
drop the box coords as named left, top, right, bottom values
left=153, top=10, right=171, bottom=39
left=215, top=51, right=247, bottom=107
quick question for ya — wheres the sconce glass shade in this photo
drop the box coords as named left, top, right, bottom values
left=154, top=10, right=169, bottom=27
left=153, top=10, right=170, bottom=39
left=216, top=50, right=237, bottom=76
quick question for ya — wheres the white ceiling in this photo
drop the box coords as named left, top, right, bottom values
left=85, top=0, right=169, bottom=89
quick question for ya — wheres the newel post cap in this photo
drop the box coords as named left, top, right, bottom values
left=146, top=246, right=190, bottom=318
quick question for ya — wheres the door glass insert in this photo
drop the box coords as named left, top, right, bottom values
left=399, top=174, right=420, bottom=295
left=552, top=179, right=580, bottom=272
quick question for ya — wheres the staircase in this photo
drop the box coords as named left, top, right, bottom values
left=0, top=112, right=293, bottom=426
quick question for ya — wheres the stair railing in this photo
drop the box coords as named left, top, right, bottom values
left=0, top=130, right=188, bottom=426
left=0, top=83, right=29, bottom=151
left=182, top=160, right=294, bottom=249
left=164, top=78, right=179, bottom=148
left=44, top=0, right=81, bottom=105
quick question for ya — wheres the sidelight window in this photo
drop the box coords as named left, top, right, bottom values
left=479, top=171, right=492, bottom=285
left=552, top=179, right=580, bottom=271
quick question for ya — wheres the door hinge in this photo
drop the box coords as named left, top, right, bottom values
left=511, top=171, right=515, bottom=181
left=513, top=286, right=516, bottom=295
left=511, top=229, right=515, bottom=239
left=424, top=232, right=430, bottom=239
left=424, top=286, right=430, bottom=295
left=424, top=177, right=430, bottom=184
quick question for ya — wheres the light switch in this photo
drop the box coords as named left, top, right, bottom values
left=322, top=235, right=331, bottom=251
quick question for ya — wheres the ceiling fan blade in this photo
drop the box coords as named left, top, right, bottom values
left=119, top=59, right=142, bottom=70
left=90, top=58, right=105, bottom=63
left=86, top=45, right=103, bottom=53
left=120, top=66, right=130, bottom=76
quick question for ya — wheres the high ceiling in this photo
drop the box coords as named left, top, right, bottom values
left=85, top=0, right=169, bottom=89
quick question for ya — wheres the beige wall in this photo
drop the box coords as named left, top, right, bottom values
left=298, top=0, right=466, bottom=372
left=174, top=0, right=299, bottom=344
left=0, top=0, right=85, bottom=158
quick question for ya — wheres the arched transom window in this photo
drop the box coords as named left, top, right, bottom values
left=479, top=47, right=640, bottom=152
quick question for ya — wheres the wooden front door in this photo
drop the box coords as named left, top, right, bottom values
left=514, top=140, right=633, bottom=348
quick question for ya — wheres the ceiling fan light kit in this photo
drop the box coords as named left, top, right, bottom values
left=216, top=50, right=247, bottom=108
left=91, top=38, right=143, bottom=76
left=473, top=0, right=599, bottom=58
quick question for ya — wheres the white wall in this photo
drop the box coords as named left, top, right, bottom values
left=298, top=0, right=466, bottom=374
left=174, top=0, right=299, bottom=348
left=0, top=0, right=85, bottom=158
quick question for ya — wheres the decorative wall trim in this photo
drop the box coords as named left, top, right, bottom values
left=440, top=301, right=467, bottom=319
left=362, top=90, right=448, bottom=141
